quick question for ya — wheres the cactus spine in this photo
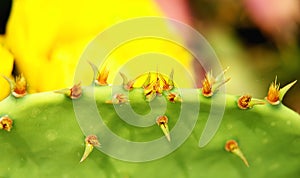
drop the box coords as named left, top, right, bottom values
left=0, top=67, right=299, bottom=178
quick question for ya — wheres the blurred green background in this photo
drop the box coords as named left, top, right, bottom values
left=189, top=0, right=300, bottom=112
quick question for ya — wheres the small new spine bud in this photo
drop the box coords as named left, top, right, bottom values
left=201, top=74, right=213, bottom=97
left=160, top=69, right=174, bottom=91
left=225, top=140, right=249, bottom=167
left=106, top=93, right=128, bottom=104
left=54, top=82, right=82, bottom=99
left=156, top=115, right=171, bottom=142
left=88, top=61, right=109, bottom=86
left=167, top=92, right=182, bottom=103
left=0, top=115, right=13, bottom=132
left=237, top=95, right=265, bottom=109
left=80, top=135, right=100, bottom=163
left=13, top=73, right=27, bottom=98
left=201, top=68, right=230, bottom=97
left=120, top=72, right=135, bottom=91
left=265, top=77, right=297, bottom=105
left=69, top=83, right=82, bottom=99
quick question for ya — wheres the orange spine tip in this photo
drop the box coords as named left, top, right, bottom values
left=88, top=61, right=109, bottom=86
left=201, top=68, right=230, bottom=97
left=266, top=77, right=280, bottom=105
left=142, top=71, right=176, bottom=102
left=159, top=70, right=174, bottom=91
left=201, top=75, right=213, bottom=97
left=13, top=74, right=27, bottom=98
left=265, top=77, right=297, bottom=105
left=96, top=66, right=109, bottom=86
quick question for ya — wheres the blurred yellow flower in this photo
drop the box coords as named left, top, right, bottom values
left=3, top=0, right=193, bottom=95
left=0, top=36, right=14, bottom=100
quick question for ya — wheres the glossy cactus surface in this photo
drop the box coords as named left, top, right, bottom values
left=0, top=77, right=299, bottom=177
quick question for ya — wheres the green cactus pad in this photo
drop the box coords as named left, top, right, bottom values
left=0, top=85, right=299, bottom=178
